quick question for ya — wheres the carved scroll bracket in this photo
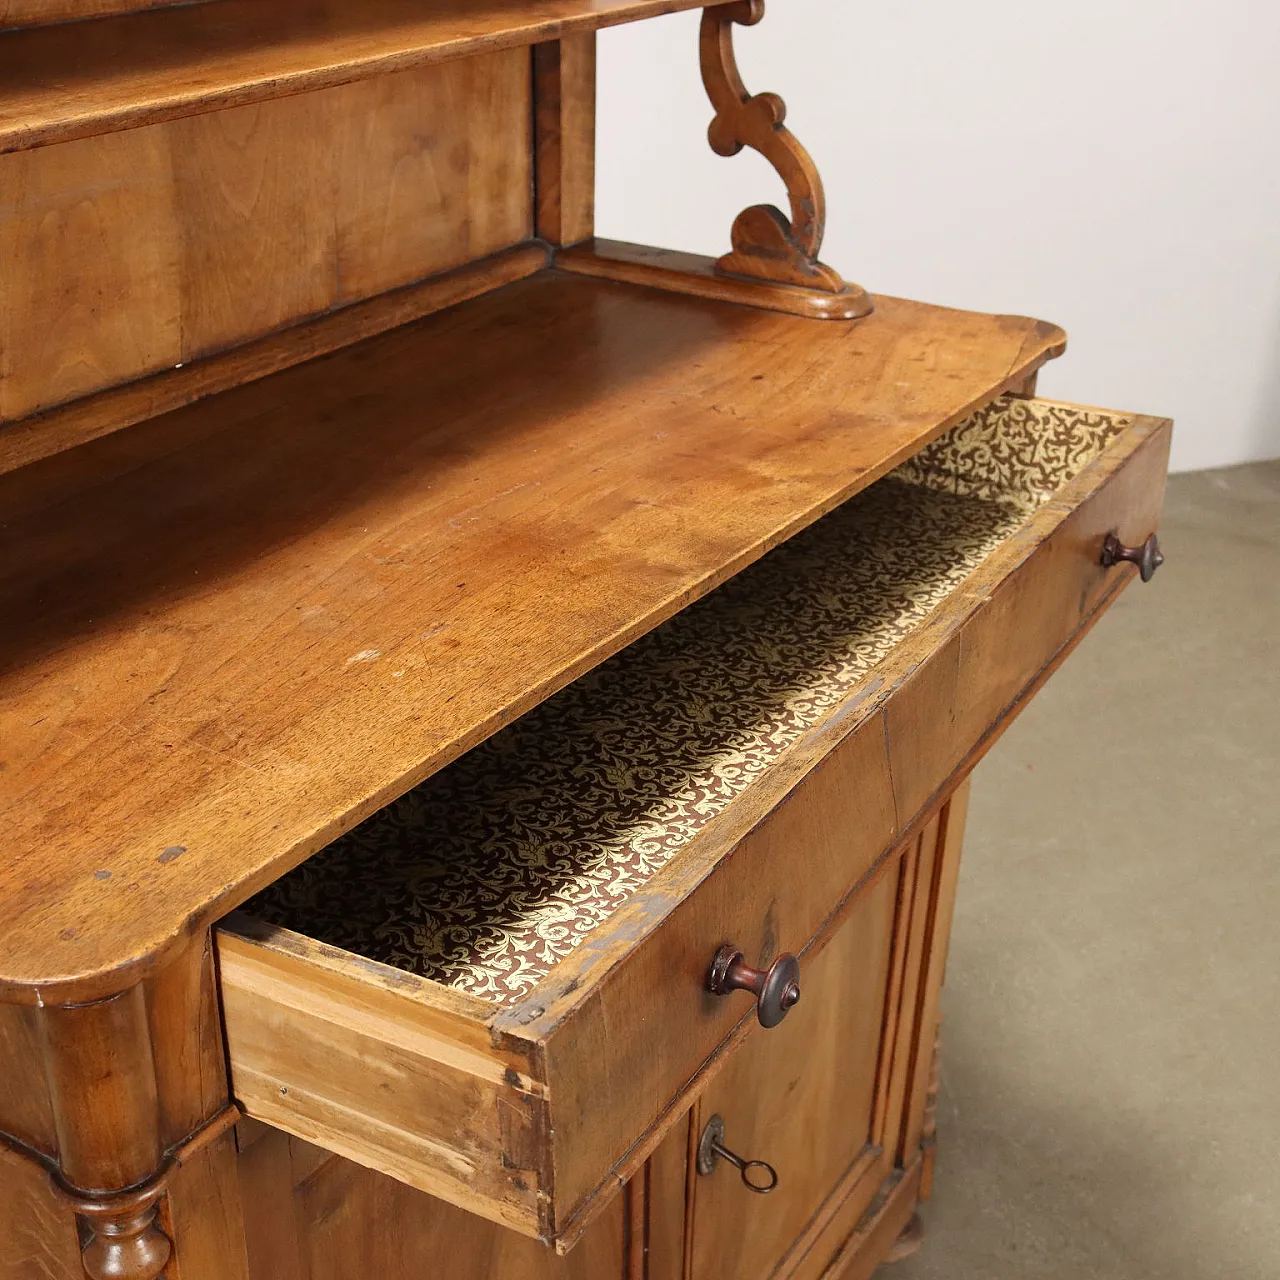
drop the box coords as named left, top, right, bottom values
left=700, top=0, right=871, bottom=316
left=555, top=0, right=871, bottom=320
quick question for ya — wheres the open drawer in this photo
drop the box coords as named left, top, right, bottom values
left=215, top=395, right=1171, bottom=1249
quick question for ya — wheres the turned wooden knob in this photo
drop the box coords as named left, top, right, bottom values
left=707, top=944, right=801, bottom=1028
left=1100, top=531, right=1164, bottom=583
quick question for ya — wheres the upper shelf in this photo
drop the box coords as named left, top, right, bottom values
left=0, top=0, right=705, bottom=153
left=0, top=270, right=1065, bottom=1001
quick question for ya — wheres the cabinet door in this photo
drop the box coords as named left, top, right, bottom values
left=686, top=868, right=897, bottom=1280
left=683, top=796, right=964, bottom=1280
left=236, top=1123, right=629, bottom=1280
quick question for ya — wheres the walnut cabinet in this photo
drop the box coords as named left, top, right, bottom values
left=0, top=3, right=1170, bottom=1279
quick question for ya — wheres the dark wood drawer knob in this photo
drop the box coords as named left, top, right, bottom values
left=1101, top=531, right=1164, bottom=582
left=707, top=943, right=801, bottom=1028
left=697, top=1114, right=778, bottom=1193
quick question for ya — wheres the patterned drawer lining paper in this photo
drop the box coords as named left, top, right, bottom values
left=247, top=397, right=1129, bottom=1004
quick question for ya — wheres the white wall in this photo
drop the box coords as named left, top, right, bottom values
left=596, top=0, right=1280, bottom=473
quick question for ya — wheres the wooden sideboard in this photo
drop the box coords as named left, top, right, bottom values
left=0, top=3, right=1170, bottom=1278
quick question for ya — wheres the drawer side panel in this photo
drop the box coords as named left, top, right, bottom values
left=216, top=929, right=549, bottom=1239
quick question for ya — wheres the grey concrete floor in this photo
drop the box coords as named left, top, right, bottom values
left=887, top=461, right=1280, bottom=1280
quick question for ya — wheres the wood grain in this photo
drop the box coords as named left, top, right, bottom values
left=644, top=1117, right=692, bottom=1280
left=879, top=417, right=1172, bottom=827
left=12, top=394, right=1168, bottom=1256
left=216, top=922, right=548, bottom=1237
left=899, top=784, right=968, bottom=1169
left=338, top=53, right=533, bottom=297
left=27, top=408, right=1166, bottom=1267
left=38, top=987, right=162, bottom=1192
left=141, top=930, right=249, bottom=1280
left=240, top=1138, right=630, bottom=1280
left=819, top=1163, right=922, bottom=1280
left=865, top=824, right=930, bottom=1156
left=0, top=0, right=192, bottom=27
left=0, top=55, right=532, bottom=423
left=146, top=932, right=229, bottom=1148
left=236, top=1126, right=307, bottom=1280
left=0, top=930, right=244, bottom=1279
left=0, top=1144, right=83, bottom=1280
left=35, top=985, right=173, bottom=1280
left=0, top=243, right=548, bottom=477
left=494, top=409, right=1166, bottom=1243
left=170, top=95, right=335, bottom=362
left=783, top=1157, right=898, bottom=1280
left=161, top=1130, right=252, bottom=1280
left=0, top=1004, right=56, bottom=1154
left=534, top=35, right=597, bottom=246
left=0, top=278, right=1067, bottom=1005
left=0, top=126, right=181, bottom=422
left=557, top=239, right=872, bottom=320
left=876, top=825, right=940, bottom=1175
left=457, top=51, right=538, bottom=259
left=0, top=0, right=711, bottom=155
left=701, top=0, right=824, bottom=260
left=220, top=375, right=1165, bottom=1240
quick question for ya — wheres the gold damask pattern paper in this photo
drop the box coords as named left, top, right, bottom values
left=894, top=395, right=1128, bottom=510
left=247, top=398, right=1129, bottom=1003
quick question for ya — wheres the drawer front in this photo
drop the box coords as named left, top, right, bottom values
left=532, top=716, right=899, bottom=1239
left=882, top=414, right=1172, bottom=821
left=219, top=402, right=1171, bottom=1246
left=510, top=407, right=1171, bottom=1240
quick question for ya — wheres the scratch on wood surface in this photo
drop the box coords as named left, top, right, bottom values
left=882, top=712, right=902, bottom=836
left=446, top=480, right=541, bottom=530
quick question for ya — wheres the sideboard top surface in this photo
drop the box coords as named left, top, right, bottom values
left=0, top=270, right=1065, bottom=1001
left=0, top=0, right=706, bottom=153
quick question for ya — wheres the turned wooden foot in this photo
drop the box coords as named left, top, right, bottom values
left=76, top=1194, right=172, bottom=1280
left=883, top=1212, right=925, bottom=1264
